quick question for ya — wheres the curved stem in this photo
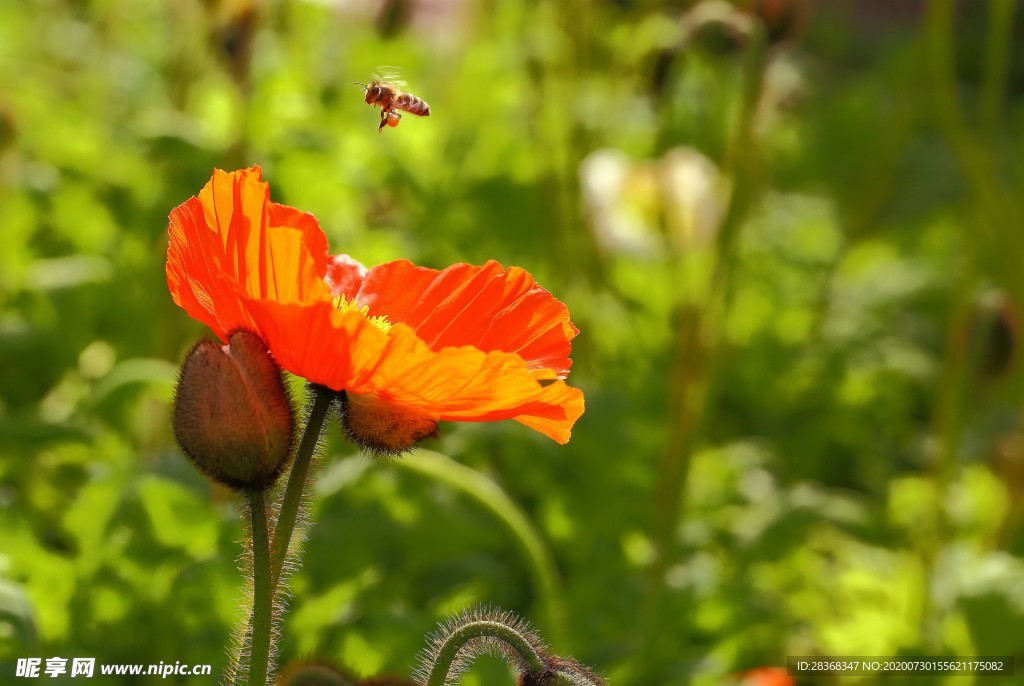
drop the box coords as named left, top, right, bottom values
left=396, top=450, right=566, bottom=641
left=270, top=385, right=334, bottom=587
left=425, top=619, right=546, bottom=686
left=246, top=490, right=272, bottom=686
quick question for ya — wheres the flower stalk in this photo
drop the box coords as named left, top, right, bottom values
left=247, top=489, right=273, bottom=686
left=270, top=385, right=336, bottom=588
left=230, top=386, right=335, bottom=686
left=424, top=618, right=545, bottom=686
left=415, top=607, right=605, bottom=686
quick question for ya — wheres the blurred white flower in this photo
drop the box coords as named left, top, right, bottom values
left=580, top=149, right=660, bottom=258
left=580, top=147, right=725, bottom=259
left=660, top=147, right=724, bottom=251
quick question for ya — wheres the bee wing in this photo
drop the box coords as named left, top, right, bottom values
left=374, top=65, right=406, bottom=87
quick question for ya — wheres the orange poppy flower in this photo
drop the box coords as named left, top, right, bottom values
left=166, top=167, right=584, bottom=449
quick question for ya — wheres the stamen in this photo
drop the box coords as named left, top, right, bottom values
left=334, top=295, right=392, bottom=332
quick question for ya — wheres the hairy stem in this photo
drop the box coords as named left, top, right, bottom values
left=426, top=619, right=546, bottom=686
left=246, top=490, right=272, bottom=686
left=270, top=385, right=334, bottom=587
left=230, top=386, right=335, bottom=685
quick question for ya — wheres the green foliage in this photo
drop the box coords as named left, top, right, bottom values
left=3, top=0, right=1024, bottom=684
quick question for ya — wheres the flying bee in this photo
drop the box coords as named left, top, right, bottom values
left=354, top=76, right=430, bottom=134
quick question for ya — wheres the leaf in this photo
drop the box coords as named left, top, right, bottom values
left=0, top=578, right=38, bottom=657
left=136, top=476, right=219, bottom=559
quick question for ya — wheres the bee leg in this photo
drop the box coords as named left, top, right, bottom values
left=377, top=109, right=389, bottom=134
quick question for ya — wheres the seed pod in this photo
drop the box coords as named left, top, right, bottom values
left=339, top=392, right=438, bottom=457
left=359, top=677, right=417, bottom=686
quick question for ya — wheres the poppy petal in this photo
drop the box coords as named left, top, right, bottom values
left=166, top=167, right=333, bottom=341
left=167, top=197, right=256, bottom=339
left=511, top=381, right=585, bottom=445
left=356, top=260, right=578, bottom=378
left=238, top=296, right=583, bottom=443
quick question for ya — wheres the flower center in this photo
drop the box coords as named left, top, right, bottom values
left=334, top=295, right=392, bottom=333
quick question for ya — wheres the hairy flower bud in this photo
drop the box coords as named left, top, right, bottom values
left=277, top=661, right=357, bottom=686
left=276, top=660, right=415, bottom=686
left=517, top=656, right=607, bottom=686
left=339, top=392, right=438, bottom=456
left=172, top=330, right=295, bottom=490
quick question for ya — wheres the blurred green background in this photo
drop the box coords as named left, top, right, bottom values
left=3, top=0, right=1024, bottom=684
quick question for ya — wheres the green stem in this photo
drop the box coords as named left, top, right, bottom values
left=395, top=450, right=566, bottom=642
left=246, top=490, right=272, bottom=686
left=270, top=385, right=334, bottom=588
left=425, top=619, right=546, bottom=686
left=638, top=21, right=769, bottom=676
left=925, top=0, right=1019, bottom=252
left=229, top=386, right=335, bottom=686
left=979, top=0, right=1018, bottom=137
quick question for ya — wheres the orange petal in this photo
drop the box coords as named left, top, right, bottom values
left=356, top=260, right=578, bottom=378
left=512, top=382, right=585, bottom=445
left=167, top=197, right=256, bottom=339
left=239, top=295, right=584, bottom=443
left=166, top=167, right=333, bottom=340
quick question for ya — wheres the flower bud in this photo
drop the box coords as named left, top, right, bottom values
left=753, top=0, right=810, bottom=46
left=276, top=660, right=415, bottom=686
left=173, top=329, right=295, bottom=490
left=518, top=656, right=607, bottom=686
left=276, top=660, right=357, bottom=686
left=991, top=429, right=1024, bottom=503
left=970, top=289, right=1018, bottom=381
left=339, top=392, right=438, bottom=456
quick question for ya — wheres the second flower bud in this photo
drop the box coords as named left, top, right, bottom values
left=172, top=329, right=295, bottom=490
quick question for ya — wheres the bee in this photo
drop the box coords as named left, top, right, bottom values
left=354, top=76, right=431, bottom=134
